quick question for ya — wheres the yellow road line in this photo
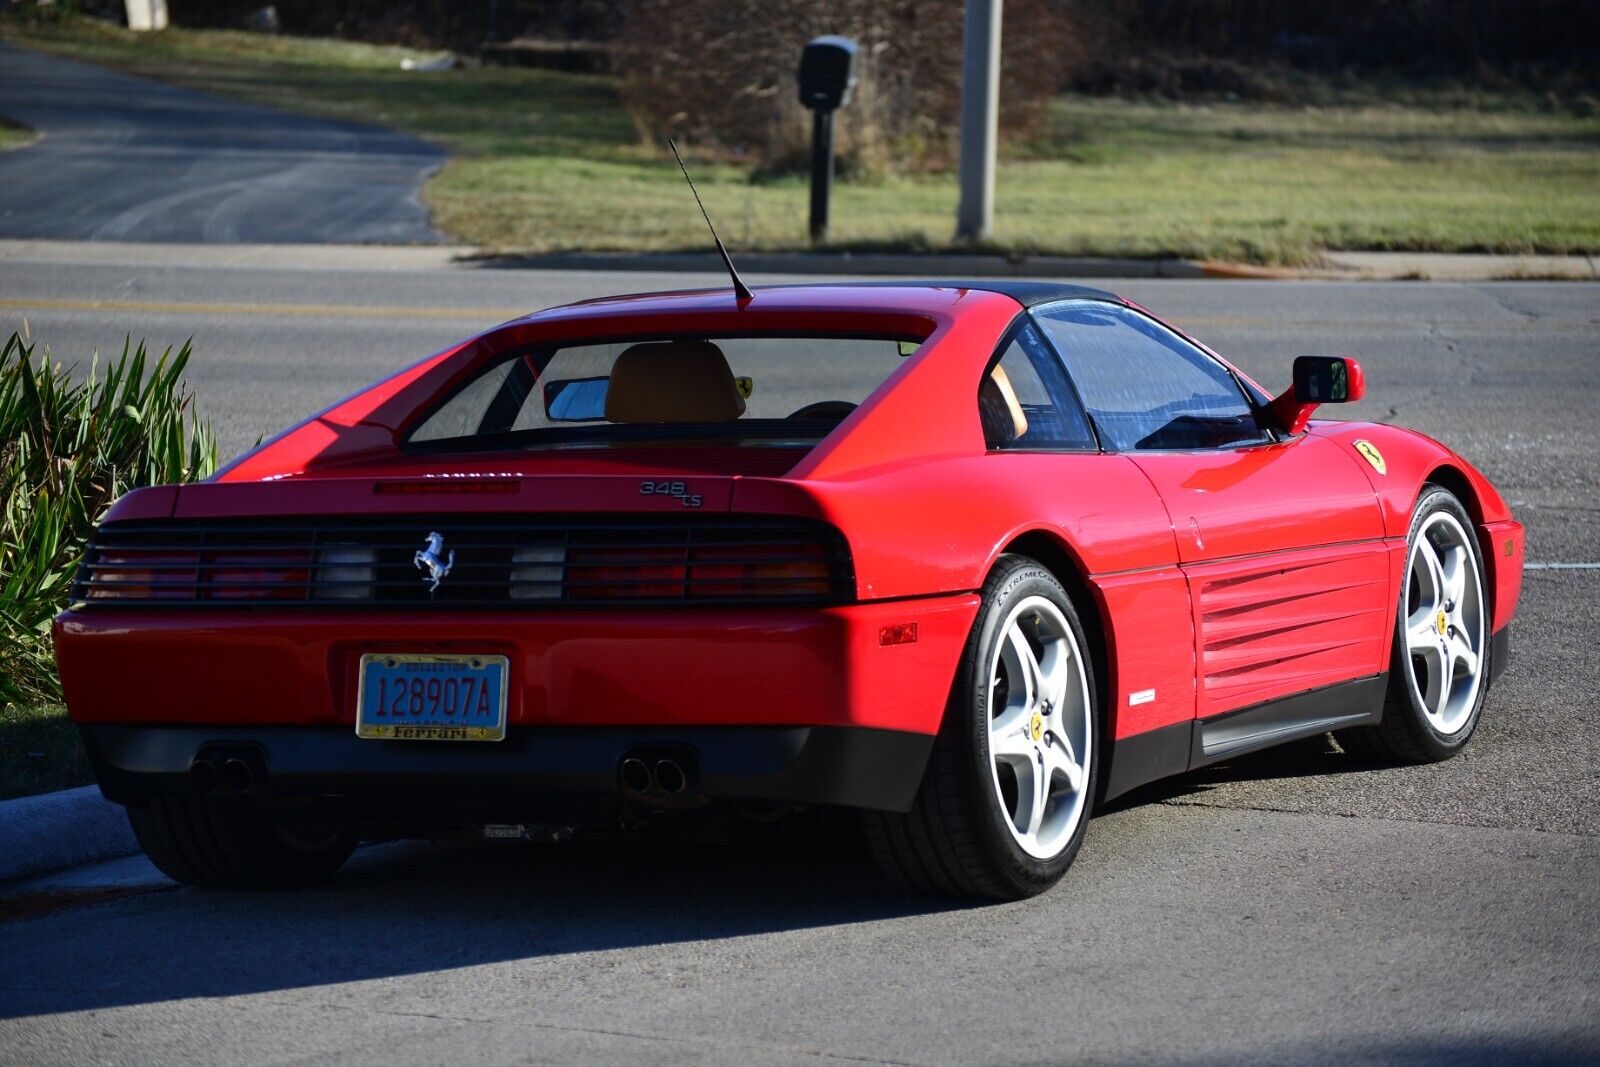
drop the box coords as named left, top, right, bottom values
left=1, top=300, right=1576, bottom=337
left=0, top=297, right=527, bottom=320
left=0, top=300, right=1412, bottom=329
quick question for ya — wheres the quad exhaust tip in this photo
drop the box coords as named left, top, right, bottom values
left=617, top=750, right=698, bottom=801
left=654, top=759, right=687, bottom=795
left=221, top=758, right=255, bottom=793
left=619, top=757, right=652, bottom=795
left=191, top=749, right=263, bottom=796
left=189, top=757, right=220, bottom=794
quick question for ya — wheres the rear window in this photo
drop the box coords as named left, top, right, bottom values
left=409, top=335, right=919, bottom=451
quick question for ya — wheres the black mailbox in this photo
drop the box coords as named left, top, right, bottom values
left=797, top=35, right=858, bottom=242
left=798, top=36, right=859, bottom=111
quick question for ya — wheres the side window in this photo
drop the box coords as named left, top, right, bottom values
left=1032, top=301, right=1269, bottom=451
left=981, top=321, right=1097, bottom=451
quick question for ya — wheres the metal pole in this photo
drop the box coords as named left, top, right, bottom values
left=809, top=108, right=835, bottom=243
left=955, top=0, right=1002, bottom=243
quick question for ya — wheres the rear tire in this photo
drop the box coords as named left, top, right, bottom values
left=1338, top=486, right=1491, bottom=764
left=128, top=795, right=355, bottom=890
left=864, top=556, right=1099, bottom=900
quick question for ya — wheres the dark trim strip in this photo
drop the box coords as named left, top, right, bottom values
left=1101, top=673, right=1389, bottom=801
left=1193, top=674, right=1387, bottom=764
left=80, top=723, right=936, bottom=815
left=1101, top=719, right=1193, bottom=803
left=1489, top=625, right=1511, bottom=687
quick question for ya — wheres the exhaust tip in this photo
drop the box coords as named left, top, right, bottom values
left=654, top=759, right=687, bottom=795
left=619, top=757, right=652, bottom=795
left=221, top=757, right=254, bottom=794
left=190, top=758, right=220, bottom=794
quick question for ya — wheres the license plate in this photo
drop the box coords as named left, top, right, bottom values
left=356, top=653, right=508, bottom=741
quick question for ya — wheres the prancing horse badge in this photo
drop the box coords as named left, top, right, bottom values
left=413, top=532, right=455, bottom=593
left=1353, top=439, right=1387, bottom=475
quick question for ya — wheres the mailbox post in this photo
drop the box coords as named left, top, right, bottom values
left=797, top=36, right=859, bottom=244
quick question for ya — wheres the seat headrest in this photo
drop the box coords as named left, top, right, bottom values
left=604, top=340, right=747, bottom=424
left=979, top=364, right=1029, bottom=445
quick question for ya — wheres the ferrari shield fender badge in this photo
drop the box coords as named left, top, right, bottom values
left=414, top=531, right=455, bottom=592
left=1353, top=439, right=1387, bottom=475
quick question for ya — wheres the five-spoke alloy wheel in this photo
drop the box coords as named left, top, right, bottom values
left=865, top=556, right=1099, bottom=899
left=1341, top=486, right=1492, bottom=763
left=1401, top=508, right=1487, bottom=735
left=985, top=596, right=1093, bottom=861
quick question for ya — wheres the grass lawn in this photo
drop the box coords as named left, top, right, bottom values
left=0, top=116, right=36, bottom=150
left=0, top=704, right=93, bottom=800
left=2, top=17, right=1597, bottom=264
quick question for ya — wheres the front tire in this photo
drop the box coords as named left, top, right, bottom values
left=864, top=556, right=1099, bottom=900
left=1340, top=486, right=1491, bottom=763
left=129, top=795, right=355, bottom=890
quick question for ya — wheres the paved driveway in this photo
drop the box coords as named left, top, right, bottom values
left=0, top=43, right=442, bottom=242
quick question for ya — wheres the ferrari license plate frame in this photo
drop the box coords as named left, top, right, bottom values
left=355, top=652, right=508, bottom=741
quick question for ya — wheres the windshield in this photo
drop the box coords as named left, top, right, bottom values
left=408, top=335, right=918, bottom=452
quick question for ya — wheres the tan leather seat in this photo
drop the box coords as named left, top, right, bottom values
left=604, top=340, right=747, bottom=424
left=979, top=364, right=1029, bottom=445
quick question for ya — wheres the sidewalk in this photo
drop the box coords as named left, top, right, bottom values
left=474, top=249, right=1600, bottom=281
left=1214, top=251, right=1598, bottom=281
left=2, top=239, right=1593, bottom=280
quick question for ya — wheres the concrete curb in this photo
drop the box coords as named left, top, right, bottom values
left=4, top=241, right=1592, bottom=281
left=0, top=785, right=138, bottom=884
left=464, top=250, right=1212, bottom=279
left=463, top=249, right=1599, bottom=281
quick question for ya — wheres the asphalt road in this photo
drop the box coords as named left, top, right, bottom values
left=1, top=246, right=1596, bottom=1065
left=0, top=45, right=442, bottom=243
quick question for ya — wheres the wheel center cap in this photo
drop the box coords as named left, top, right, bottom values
left=1436, top=609, right=1449, bottom=637
left=1029, top=711, right=1044, bottom=743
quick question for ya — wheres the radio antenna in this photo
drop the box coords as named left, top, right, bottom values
left=668, top=138, right=753, bottom=303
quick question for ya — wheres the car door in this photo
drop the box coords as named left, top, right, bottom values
left=981, top=318, right=1197, bottom=744
left=1032, top=300, right=1389, bottom=719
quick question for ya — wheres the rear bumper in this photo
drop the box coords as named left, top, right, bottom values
left=55, top=595, right=980, bottom=734
left=81, top=723, right=935, bottom=816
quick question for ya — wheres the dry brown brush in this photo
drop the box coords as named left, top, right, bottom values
left=613, top=0, right=1074, bottom=172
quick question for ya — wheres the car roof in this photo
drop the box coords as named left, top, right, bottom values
left=534, top=280, right=1124, bottom=323
left=775, top=279, right=1123, bottom=306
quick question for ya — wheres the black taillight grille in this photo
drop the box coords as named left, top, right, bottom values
left=72, top=516, right=854, bottom=607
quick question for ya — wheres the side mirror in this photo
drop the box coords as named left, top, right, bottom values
left=1270, top=355, right=1365, bottom=435
left=1294, top=355, right=1362, bottom=404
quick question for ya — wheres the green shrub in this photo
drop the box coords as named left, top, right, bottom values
left=0, top=332, right=216, bottom=707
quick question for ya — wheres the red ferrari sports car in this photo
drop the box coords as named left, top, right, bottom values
left=55, top=281, right=1523, bottom=899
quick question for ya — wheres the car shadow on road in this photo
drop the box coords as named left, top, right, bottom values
left=0, top=822, right=958, bottom=1020
left=3, top=737, right=1414, bottom=1022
